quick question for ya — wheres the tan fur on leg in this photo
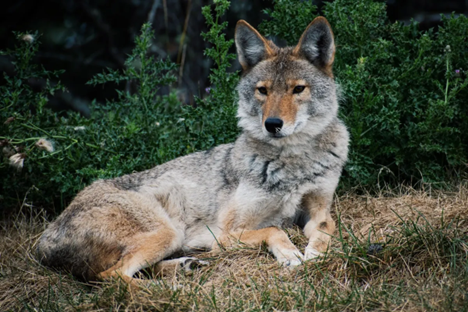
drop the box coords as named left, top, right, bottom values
left=214, top=227, right=303, bottom=266
left=98, top=227, right=182, bottom=285
left=302, top=193, right=336, bottom=260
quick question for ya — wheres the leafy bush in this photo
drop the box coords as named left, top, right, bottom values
left=177, top=0, right=239, bottom=153
left=260, top=0, right=468, bottom=188
left=1, top=26, right=178, bottom=211
left=0, top=0, right=238, bottom=212
left=1, top=0, right=468, bottom=213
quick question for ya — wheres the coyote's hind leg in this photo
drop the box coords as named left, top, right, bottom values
left=98, top=226, right=183, bottom=286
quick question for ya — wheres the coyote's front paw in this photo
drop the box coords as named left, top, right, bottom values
left=275, top=248, right=304, bottom=267
left=304, top=246, right=322, bottom=261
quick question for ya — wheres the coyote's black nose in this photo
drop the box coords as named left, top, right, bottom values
left=265, top=118, right=283, bottom=134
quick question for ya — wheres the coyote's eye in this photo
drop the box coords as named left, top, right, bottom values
left=257, top=87, right=268, bottom=95
left=293, top=86, right=305, bottom=94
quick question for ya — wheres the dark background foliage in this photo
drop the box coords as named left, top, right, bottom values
left=1, top=0, right=468, bottom=215
left=1, top=0, right=467, bottom=112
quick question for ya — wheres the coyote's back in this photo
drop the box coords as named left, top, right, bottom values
left=37, top=16, right=349, bottom=285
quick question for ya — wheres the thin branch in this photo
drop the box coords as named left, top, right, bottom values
left=177, top=0, right=192, bottom=64
left=147, top=0, right=160, bottom=25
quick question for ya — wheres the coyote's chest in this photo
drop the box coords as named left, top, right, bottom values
left=229, top=149, right=327, bottom=228
left=245, top=149, right=325, bottom=195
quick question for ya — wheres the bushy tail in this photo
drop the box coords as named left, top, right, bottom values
left=36, top=228, right=123, bottom=282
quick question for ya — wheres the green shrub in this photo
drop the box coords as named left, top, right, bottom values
left=177, top=0, right=239, bottom=153
left=0, top=0, right=238, bottom=212
left=260, top=0, right=468, bottom=188
left=1, top=0, right=468, bottom=213
left=1, top=26, right=180, bottom=211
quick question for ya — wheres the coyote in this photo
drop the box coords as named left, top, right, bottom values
left=37, top=17, right=349, bottom=285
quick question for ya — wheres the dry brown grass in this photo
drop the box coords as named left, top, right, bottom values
left=1, top=187, right=467, bottom=311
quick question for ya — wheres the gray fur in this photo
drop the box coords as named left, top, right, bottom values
left=36, top=18, right=349, bottom=281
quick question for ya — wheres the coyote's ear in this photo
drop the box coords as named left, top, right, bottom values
left=293, top=17, right=335, bottom=74
left=235, top=20, right=276, bottom=70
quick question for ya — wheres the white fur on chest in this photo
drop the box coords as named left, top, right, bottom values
left=232, top=180, right=312, bottom=229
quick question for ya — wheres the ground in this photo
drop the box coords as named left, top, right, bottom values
left=1, top=187, right=467, bottom=311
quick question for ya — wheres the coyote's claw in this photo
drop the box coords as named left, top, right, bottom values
left=275, top=248, right=304, bottom=268
left=304, top=247, right=322, bottom=261
left=282, top=258, right=302, bottom=267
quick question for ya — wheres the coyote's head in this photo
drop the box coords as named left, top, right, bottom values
left=235, top=17, right=338, bottom=143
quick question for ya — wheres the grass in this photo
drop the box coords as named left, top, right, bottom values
left=1, top=187, right=467, bottom=311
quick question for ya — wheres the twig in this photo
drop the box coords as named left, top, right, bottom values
left=147, top=0, right=160, bottom=24
left=179, top=44, right=187, bottom=87
left=177, top=0, right=192, bottom=64
left=163, top=0, right=169, bottom=52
